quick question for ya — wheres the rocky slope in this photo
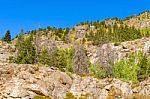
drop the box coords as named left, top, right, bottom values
left=0, top=11, right=150, bottom=99
left=104, top=11, right=150, bottom=29
left=124, top=11, right=150, bottom=29
left=0, top=37, right=150, bottom=99
left=0, top=63, right=150, bottom=99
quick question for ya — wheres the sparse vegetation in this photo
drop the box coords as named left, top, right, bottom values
left=7, top=11, right=150, bottom=82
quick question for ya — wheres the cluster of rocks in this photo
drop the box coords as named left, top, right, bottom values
left=0, top=63, right=72, bottom=99
left=0, top=62, right=150, bottom=99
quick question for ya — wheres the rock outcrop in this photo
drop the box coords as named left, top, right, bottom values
left=88, top=37, right=150, bottom=65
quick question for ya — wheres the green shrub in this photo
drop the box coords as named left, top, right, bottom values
left=38, top=48, right=74, bottom=72
left=114, top=42, right=121, bottom=46
left=56, top=48, right=74, bottom=72
left=89, top=63, right=107, bottom=79
left=64, top=92, right=77, bottom=99
left=137, top=52, right=150, bottom=81
left=34, top=95, right=51, bottom=99
left=113, top=51, right=150, bottom=83
left=38, top=48, right=58, bottom=67
left=79, top=93, right=90, bottom=99
left=140, top=28, right=150, bottom=37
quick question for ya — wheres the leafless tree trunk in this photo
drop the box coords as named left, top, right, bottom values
left=96, top=43, right=117, bottom=76
left=73, top=41, right=89, bottom=75
left=35, top=30, right=42, bottom=63
left=47, top=38, right=58, bottom=67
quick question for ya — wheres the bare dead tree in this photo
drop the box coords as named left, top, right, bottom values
left=46, top=38, right=58, bottom=67
left=35, top=30, right=42, bottom=63
left=73, top=41, right=89, bottom=75
left=96, top=43, right=117, bottom=77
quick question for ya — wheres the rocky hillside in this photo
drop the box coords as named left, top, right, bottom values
left=124, top=11, right=150, bottom=28
left=0, top=63, right=150, bottom=99
left=1, top=36, right=150, bottom=99
left=0, top=11, right=150, bottom=99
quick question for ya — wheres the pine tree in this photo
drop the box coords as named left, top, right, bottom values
left=14, top=34, right=36, bottom=64
left=2, top=30, right=11, bottom=43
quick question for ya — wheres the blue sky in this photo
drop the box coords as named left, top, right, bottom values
left=0, top=0, right=150, bottom=38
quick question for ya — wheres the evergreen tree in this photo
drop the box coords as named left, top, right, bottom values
left=38, top=48, right=53, bottom=66
left=14, top=34, right=36, bottom=64
left=56, top=48, right=74, bottom=72
left=2, top=30, right=11, bottom=43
